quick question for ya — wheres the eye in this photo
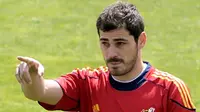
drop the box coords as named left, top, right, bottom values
left=116, top=42, right=125, bottom=47
left=101, top=42, right=110, bottom=48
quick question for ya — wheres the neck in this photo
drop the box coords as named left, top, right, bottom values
left=113, top=59, right=144, bottom=81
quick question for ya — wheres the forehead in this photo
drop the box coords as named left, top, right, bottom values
left=99, top=28, right=134, bottom=40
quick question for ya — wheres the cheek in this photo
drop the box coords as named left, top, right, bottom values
left=122, top=46, right=137, bottom=60
left=100, top=47, right=107, bottom=57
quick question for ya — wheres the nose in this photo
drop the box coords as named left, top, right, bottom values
left=107, top=46, right=118, bottom=59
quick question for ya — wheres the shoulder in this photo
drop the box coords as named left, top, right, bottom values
left=146, top=68, right=195, bottom=109
left=57, top=66, right=109, bottom=86
left=146, top=68, right=187, bottom=90
left=69, top=66, right=109, bottom=79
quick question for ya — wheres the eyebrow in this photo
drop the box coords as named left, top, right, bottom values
left=113, top=38, right=128, bottom=42
left=100, top=37, right=128, bottom=42
left=100, top=38, right=108, bottom=41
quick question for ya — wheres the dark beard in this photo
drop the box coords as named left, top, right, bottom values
left=107, top=52, right=138, bottom=76
left=109, top=57, right=137, bottom=76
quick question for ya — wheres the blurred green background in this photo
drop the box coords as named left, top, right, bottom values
left=0, top=0, right=199, bottom=111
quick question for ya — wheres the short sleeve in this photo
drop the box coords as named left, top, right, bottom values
left=167, top=79, right=196, bottom=112
left=38, top=72, right=80, bottom=111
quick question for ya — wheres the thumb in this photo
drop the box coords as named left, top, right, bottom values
left=37, top=64, right=44, bottom=76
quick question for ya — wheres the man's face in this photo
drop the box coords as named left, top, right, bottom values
left=99, top=28, right=138, bottom=76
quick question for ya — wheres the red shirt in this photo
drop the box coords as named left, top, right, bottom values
left=39, top=62, right=196, bottom=112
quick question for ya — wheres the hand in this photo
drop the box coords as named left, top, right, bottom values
left=15, top=56, right=44, bottom=84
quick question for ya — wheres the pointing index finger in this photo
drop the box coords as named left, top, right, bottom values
left=17, top=56, right=32, bottom=63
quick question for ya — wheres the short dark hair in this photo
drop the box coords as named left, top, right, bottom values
left=96, top=1, right=144, bottom=42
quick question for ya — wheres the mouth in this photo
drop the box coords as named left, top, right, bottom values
left=109, top=61, right=122, bottom=65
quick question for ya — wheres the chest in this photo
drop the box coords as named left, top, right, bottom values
left=84, top=82, right=164, bottom=112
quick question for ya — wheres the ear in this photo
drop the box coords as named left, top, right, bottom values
left=137, top=32, right=147, bottom=49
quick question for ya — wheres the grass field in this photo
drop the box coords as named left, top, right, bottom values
left=0, top=0, right=199, bottom=111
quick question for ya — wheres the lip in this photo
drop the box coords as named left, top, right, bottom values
left=109, top=62, right=121, bottom=65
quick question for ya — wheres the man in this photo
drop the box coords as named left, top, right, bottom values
left=15, top=1, right=196, bottom=112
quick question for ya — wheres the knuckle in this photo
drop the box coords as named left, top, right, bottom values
left=15, top=75, right=21, bottom=82
left=19, top=71, right=23, bottom=78
left=15, top=67, right=19, bottom=75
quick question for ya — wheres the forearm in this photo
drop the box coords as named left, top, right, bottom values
left=21, top=76, right=63, bottom=105
left=16, top=56, right=63, bottom=105
left=21, top=75, right=45, bottom=101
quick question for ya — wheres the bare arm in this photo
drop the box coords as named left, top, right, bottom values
left=16, top=56, right=63, bottom=105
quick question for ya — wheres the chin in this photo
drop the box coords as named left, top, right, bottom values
left=111, top=74, right=125, bottom=76
left=109, top=69, right=126, bottom=76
